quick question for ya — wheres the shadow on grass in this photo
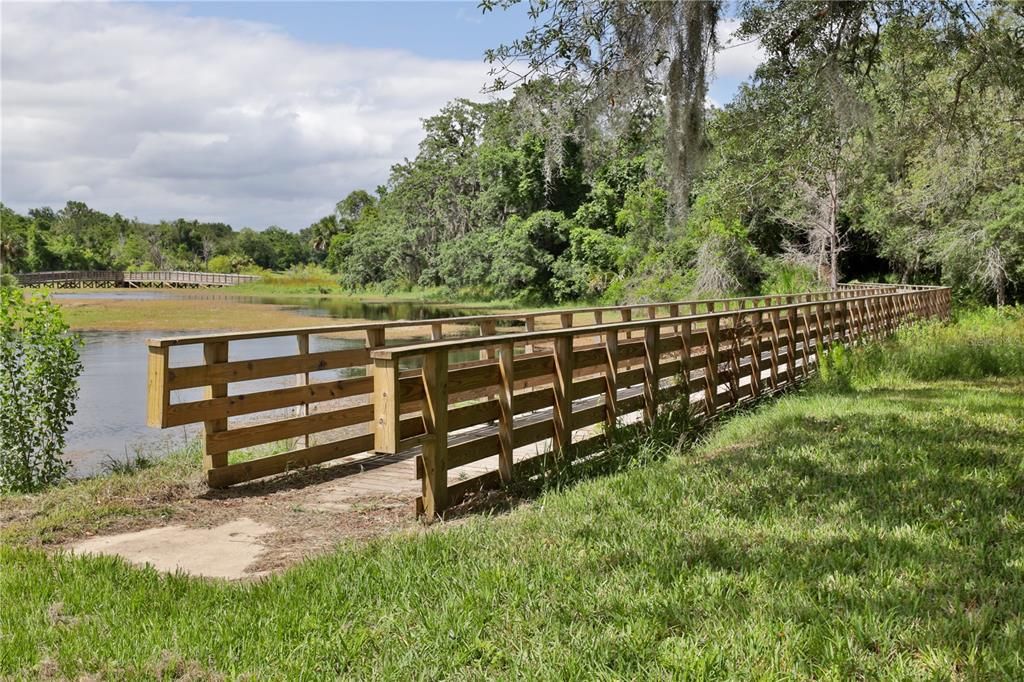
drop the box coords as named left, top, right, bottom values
left=610, top=380, right=1024, bottom=660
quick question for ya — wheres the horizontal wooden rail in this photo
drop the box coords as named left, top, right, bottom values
left=143, top=282, right=949, bottom=490
left=370, top=285, right=951, bottom=517
left=15, top=270, right=260, bottom=288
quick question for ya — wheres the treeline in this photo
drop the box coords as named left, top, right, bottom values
left=0, top=202, right=313, bottom=274
left=311, top=1, right=1022, bottom=305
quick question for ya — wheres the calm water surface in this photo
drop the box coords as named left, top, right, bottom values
left=58, top=292, right=495, bottom=476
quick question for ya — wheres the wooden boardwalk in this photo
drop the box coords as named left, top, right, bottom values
left=144, top=283, right=951, bottom=517
left=15, top=270, right=260, bottom=288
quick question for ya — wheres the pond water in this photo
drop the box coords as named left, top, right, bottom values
left=58, top=292, right=496, bottom=477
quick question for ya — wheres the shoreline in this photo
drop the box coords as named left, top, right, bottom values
left=48, top=287, right=518, bottom=333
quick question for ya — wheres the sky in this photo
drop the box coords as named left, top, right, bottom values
left=1, top=1, right=764, bottom=231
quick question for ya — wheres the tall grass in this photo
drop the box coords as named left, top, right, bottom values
left=853, top=306, right=1024, bottom=382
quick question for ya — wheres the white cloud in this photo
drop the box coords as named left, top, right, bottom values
left=1, top=2, right=493, bottom=229
left=714, top=18, right=765, bottom=80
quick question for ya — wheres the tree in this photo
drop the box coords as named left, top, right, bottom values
left=0, top=288, right=83, bottom=492
left=484, top=0, right=721, bottom=229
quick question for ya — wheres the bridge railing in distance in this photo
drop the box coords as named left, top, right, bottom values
left=144, top=285, right=932, bottom=491
left=369, top=284, right=951, bottom=517
left=15, top=270, right=260, bottom=288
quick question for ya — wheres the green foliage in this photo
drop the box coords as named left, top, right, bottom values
left=550, top=226, right=626, bottom=302
left=1, top=201, right=312, bottom=276
left=761, top=260, right=819, bottom=295
left=0, top=290, right=82, bottom=493
left=853, top=306, right=1024, bottom=383
left=488, top=211, right=571, bottom=302
left=206, top=255, right=234, bottom=274
left=815, top=342, right=854, bottom=393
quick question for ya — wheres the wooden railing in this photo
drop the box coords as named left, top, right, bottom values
left=369, top=284, right=951, bottom=517
left=144, top=285, right=940, bottom=492
left=15, top=270, right=260, bottom=288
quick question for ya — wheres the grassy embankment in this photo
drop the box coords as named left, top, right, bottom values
left=51, top=286, right=513, bottom=334
left=2, top=308, right=1023, bottom=678
left=50, top=265, right=820, bottom=333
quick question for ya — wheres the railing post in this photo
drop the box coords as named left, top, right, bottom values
left=203, top=341, right=229, bottom=484
left=553, top=335, right=574, bottom=455
left=296, top=333, right=310, bottom=448
left=815, top=302, right=826, bottom=363
left=421, top=351, right=449, bottom=519
left=837, top=301, right=849, bottom=344
left=768, top=309, right=781, bottom=391
left=785, top=303, right=798, bottom=382
left=704, top=317, right=720, bottom=417
left=798, top=306, right=812, bottom=377
left=679, top=319, right=693, bottom=405
left=497, top=342, right=515, bottom=485
left=372, top=357, right=401, bottom=455
left=727, top=312, right=742, bottom=401
left=604, top=329, right=619, bottom=428
left=867, top=297, right=879, bottom=341
left=366, top=327, right=386, bottom=388
left=479, top=319, right=497, bottom=361
left=479, top=320, right=498, bottom=405
left=146, top=346, right=170, bottom=428
left=643, top=324, right=660, bottom=424
left=524, top=315, right=536, bottom=354
left=750, top=311, right=763, bottom=399
left=850, top=298, right=863, bottom=343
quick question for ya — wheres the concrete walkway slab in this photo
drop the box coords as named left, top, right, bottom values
left=73, top=518, right=274, bottom=580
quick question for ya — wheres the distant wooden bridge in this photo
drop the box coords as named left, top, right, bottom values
left=15, top=270, right=261, bottom=289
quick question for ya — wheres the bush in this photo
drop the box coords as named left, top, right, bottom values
left=816, top=342, right=854, bottom=393
left=0, top=289, right=83, bottom=493
left=207, top=255, right=234, bottom=273
left=0, top=273, right=19, bottom=288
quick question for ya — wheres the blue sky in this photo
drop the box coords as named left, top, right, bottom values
left=2, top=2, right=761, bottom=229
left=180, top=1, right=538, bottom=60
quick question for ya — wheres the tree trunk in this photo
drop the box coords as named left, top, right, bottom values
left=830, top=233, right=839, bottom=290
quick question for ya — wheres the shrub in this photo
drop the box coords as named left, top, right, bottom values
left=761, top=260, right=819, bottom=295
left=0, top=289, right=83, bottom=492
left=207, top=254, right=234, bottom=273
left=816, top=342, right=854, bottom=393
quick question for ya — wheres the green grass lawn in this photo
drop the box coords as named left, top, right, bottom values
left=2, top=308, right=1023, bottom=679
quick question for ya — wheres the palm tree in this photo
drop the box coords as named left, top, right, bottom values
left=308, top=215, right=340, bottom=253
